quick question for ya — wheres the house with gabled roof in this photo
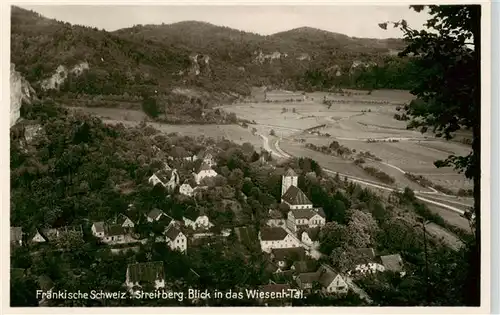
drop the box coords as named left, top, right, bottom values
left=148, top=168, right=180, bottom=191
left=182, top=212, right=214, bottom=230
left=146, top=208, right=167, bottom=223
left=379, top=253, right=405, bottom=276
left=92, top=221, right=137, bottom=245
left=31, top=226, right=83, bottom=243
left=287, top=208, right=326, bottom=234
left=10, top=227, right=23, bottom=246
left=164, top=224, right=187, bottom=253
left=125, top=261, right=165, bottom=292
left=194, top=163, right=217, bottom=185
left=259, top=227, right=301, bottom=253
left=296, top=264, right=348, bottom=294
left=113, top=213, right=135, bottom=229
left=179, top=181, right=194, bottom=197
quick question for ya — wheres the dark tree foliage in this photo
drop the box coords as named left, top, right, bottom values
left=380, top=5, right=481, bottom=305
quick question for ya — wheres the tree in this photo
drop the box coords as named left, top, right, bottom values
left=141, top=95, right=160, bottom=118
left=269, top=129, right=276, bottom=136
left=380, top=5, right=481, bottom=305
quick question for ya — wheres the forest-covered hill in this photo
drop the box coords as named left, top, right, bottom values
left=11, top=6, right=416, bottom=108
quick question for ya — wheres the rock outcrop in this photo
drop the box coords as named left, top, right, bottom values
left=40, top=61, right=90, bottom=90
left=10, top=63, right=35, bottom=127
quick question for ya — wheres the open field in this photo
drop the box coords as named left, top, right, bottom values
left=223, top=91, right=473, bottom=195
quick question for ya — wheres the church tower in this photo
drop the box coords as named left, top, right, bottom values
left=281, top=168, right=298, bottom=196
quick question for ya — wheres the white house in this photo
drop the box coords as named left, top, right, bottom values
left=182, top=214, right=214, bottom=230
left=125, top=261, right=165, bottom=292
left=287, top=208, right=326, bottom=234
left=259, top=227, right=301, bottom=253
left=179, top=182, right=194, bottom=197
left=31, top=229, right=47, bottom=243
left=194, top=163, right=218, bottom=185
left=296, top=264, right=349, bottom=294
left=92, top=222, right=136, bottom=245
left=301, top=227, right=321, bottom=248
left=115, top=214, right=135, bottom=229
left=91, top=222, right=106, bottom=238
left=165, top=225, right=187, bottom=253
left=148, top=168, right=180, bottom=191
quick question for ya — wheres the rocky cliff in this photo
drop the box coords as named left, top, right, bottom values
left=10, top=63, right=35, bottom=127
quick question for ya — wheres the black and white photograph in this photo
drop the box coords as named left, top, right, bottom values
left=7, top=1, right=489, bottom=310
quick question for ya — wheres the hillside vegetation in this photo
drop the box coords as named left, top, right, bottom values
left=12, top=6, right=416, bottom=119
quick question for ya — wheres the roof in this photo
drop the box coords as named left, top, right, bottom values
left=198, top=163, right=213, bottom=172
left=93, top=222, right=105, bottom=234
left=127, top=261, right=165, bottom=284
left=317, top=265, right=339, bottom=288
left=282, top=186, right=311, bottom=206
left=297, top=272, right=319, bottom=284
left=260, top=227, right=289, bottom=241
left=105, top=224, right=125, bottom=236
left=10, top=227, right=23, bottom=242
left=290, top=208, right=316, bottom=220
left=147, top=208, right=164, bottom=220
left=265, top=261, right=280, bottom=273
left=165, top=225, right=182, bottom=241
left=116, top=214, right=132, bottom=226
left=284, top=168, right=297, bottom=177
left=271, top=247, right=306, bottom=262
left=152, top=170, right=171, bottom=183
left=303, top=227, right=320, bottom=241
left=259, top=284, right=291, bottom=293
left=292, top=260, right=318, bottom=273
left=380, top=254, right=404, bottom=272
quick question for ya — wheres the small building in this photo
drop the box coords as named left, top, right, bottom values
left=91, top=222, right=106, bottom=238
left=114, top=213, right=135, bottom=229
left=259, top=227, right=301, bottom=253
left=179, top=182, right=194, bottom=197
left=10, top=227, right=23, bottom=246
left=148, top=168, right=180, bottom=191
left=379, top=253, right=405, bottom=276
left=194, top=163, right=218, bottom=185
left=92, top=222, right=137, bottom=245
left=182, top=213, right=214, bottom=230
left=296, top=264, right=349, bottom=295
left=146, top=208, right=167, bottom=223
left=287, top=208, right=326, bottom=234
left=301, top=227, right=321, bottom=248
left=165, top=224, right=187, bottom=253
left=125, top=261, right=165, bottom=292
left=31, top=226, right=83, bottom=243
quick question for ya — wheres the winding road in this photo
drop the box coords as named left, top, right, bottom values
left=260, top=134, right=469, bottom=215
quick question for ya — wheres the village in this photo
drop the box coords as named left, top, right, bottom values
left=10, top=142, right=406, bottom=306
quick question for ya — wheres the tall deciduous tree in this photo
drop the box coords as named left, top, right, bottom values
left=380, top=5, right=481, bottom=305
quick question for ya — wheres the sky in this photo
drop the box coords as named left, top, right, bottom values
left=19, top=5, right=430, bottom=38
